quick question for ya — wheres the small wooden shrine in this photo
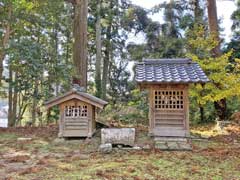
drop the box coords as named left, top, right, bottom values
left=45, top=85, right=108, bottom=138
left=135, top=59, right=209, bottom=137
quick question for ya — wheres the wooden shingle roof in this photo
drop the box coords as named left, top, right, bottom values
left=135, top=58, right=209, bottom=84
left=45, top=88, right=108, bottom=109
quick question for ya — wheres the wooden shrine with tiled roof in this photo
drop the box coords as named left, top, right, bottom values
left=45, top=85, right=108, bottom=138
left=135, top=58, right=209, bottom=138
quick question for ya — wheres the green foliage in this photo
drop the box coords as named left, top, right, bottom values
left=189, top=97, right=215, bottom=124
left=0, top=0, right=73, bottom=125
left=100, top=89, right=148, bottom=125
left=128, top=89, right=148, bottom=115
left=126, top=1, right=193, bottom=60
left=1, top=0, right=240, bottom=126
left=108, top=59, right=133, bottom=102
left=226, top=2, right=240, bottom=61
left=187, top=25, right=240, bottom=120
left=231, top=0, right=240, bottom=37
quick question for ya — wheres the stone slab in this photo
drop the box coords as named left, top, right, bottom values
left=155, top=142, right=168, bottom=150
left=154, top=138, right=192, bottom=151
left=101, top=128, right=135, bottom=146
left=99, top=143, right=112, bottom=154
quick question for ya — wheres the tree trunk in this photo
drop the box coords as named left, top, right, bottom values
left=95, top=0, right=102, bottom=98
left=199, top=106, right=204, bottom=123
left=207, top=0, right=221, bottom=57
left=0, top=52, right=4, bottom=85
left=0, top=3, right=12, bottom=85
left=65, top=30, right=71, bottom=64
left=32, top=80, right=38, bottom=125
left=8, top=66, right=14, bottom=127
left=46, top=109, right=51, bottom=125
left=101, top=40, right=110, bottom=100
left=12, top=72, right=18, bottom=126
left=207, top=0, right=227, bottom=121
left=101, top=1, right=113, bottom=100
left=72, top=0, right=88, bottom=89
left=214, top=98, right=227, bottom=121
left=54, top=27, right=60, bottom=95
left=15, top=90, right=29, bottom=126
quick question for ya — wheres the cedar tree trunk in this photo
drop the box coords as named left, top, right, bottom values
left=207, top=0, right=227, bottom=121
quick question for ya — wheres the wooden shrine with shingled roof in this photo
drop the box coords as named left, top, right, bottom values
left=135, top=58, right=209, bottom=138
left=45, top=85, right=108, bottom=138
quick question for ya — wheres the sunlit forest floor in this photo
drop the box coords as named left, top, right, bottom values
left=0, top=124, right=240, bottom=180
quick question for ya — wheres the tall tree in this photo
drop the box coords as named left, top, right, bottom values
left=207, top=0, right=221, bottom=56
left=187, top=0, right=206, bottom=122
left=0, top=1, right=12, bottom=85
left=67, top=0, right=88, bottom=89
left=95, top=0, right=102, bottom=97
left=207, top=0, right=227, bottom=121
left=101, top=1, right=113, bottom=100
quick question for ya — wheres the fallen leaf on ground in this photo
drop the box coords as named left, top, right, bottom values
left=18, top=166, right=43, bottom=175
left=6, top=155, right=30, bottom=163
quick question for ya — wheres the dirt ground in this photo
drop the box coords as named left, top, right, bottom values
left=0, top=124, right=240, bottom=180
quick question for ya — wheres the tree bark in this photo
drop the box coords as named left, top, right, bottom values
left=207, top=0, right=227, bottom=121
left=95, top=0, right=102, bottom=98
left=72, top=0, right=88, bottom=89
left=12, top=72, right=18, bottom=126
left=8, top=66, right=14, bottom=127
left=101, top=37, right=111, bottom=100
left=54, top=27, right=60, bottom=95
left=101, top=1, right=113, bottom=100
left=32, top=80, right=38, bottom=125
left=214, top=98, right=227, bottom=121
left=16, top=92, right=27, bottom=126
left=0, top=3, right=12, bottom=85
left=207, top=0, right=221, bottom=57
left=199, top=106, right=204, bottom=123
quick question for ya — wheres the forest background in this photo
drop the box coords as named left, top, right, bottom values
left=1, top=0, right=240, bottom=127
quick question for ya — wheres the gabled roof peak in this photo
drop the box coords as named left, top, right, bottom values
left=45, top=90, right=108, bottom=109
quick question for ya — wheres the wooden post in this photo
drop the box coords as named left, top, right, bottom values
left=88, top=105, right=92, bottom=137
left=149, top=87, right=154, bottom=136
left=58, top=104, right=64, bottom=138
left=185, top=86, right=190, bottom=136
left=92, top=106, right=96, bottom=133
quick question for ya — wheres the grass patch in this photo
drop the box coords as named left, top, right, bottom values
left=0, top=133, right=18, bottom=142
left=1, top=125, right=240, bottom=180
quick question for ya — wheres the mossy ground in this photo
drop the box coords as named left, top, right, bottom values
left=0, top=124, right=240, bottom=180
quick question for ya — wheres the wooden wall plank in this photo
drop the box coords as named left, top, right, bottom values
left=149, top=84, right=190, bottom=137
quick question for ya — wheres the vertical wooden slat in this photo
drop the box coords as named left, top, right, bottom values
left=92, top=106, right=96, bottom=132
left=88, top=104, right=92, bottom=137
left=151, top=84, right=189, bottom=137
left=182, top=87, right=187, bottom=130
left=149, top=87, right=154, bottom=134
left=61, top=100, right=91, bottom=137
left=185, top=85, right=190, bottom=134
left=59, top=104, right=64, bottom=137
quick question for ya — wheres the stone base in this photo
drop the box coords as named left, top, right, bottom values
left=101, top=128, right=135, bottom=146
left=154, top=137, right=192, bottom=151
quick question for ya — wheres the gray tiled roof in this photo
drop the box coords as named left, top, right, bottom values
left=44, top=88, right=108, bottom=109
left=135, top=58, right=209, bottom=84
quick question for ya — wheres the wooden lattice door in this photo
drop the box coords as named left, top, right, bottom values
left=63, top=101, right=89, bottom=136
left=153, top=89, right=186, bottom=130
